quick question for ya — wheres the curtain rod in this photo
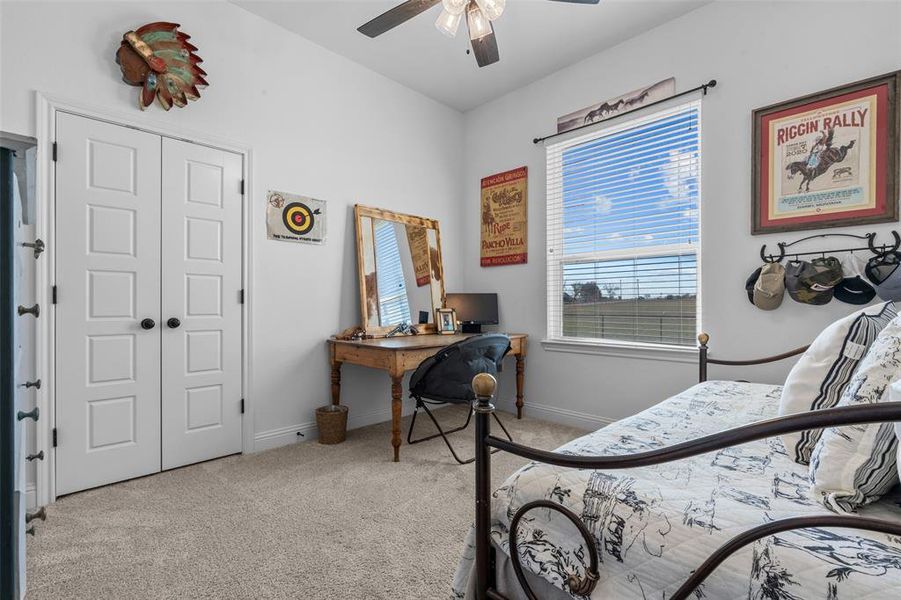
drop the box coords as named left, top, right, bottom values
left=533, top=79, right=717, bottom=145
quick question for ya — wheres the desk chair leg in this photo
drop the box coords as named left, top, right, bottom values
left=492, top=412, right=513, bottom=442
left=407, top=401, right=473, bottom=445
left=419, top=402, right=476, bottom=465
left=413, top=402, right=515, bottom=465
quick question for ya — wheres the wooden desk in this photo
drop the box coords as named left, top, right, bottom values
left=327, top=333, right=528, bottom=462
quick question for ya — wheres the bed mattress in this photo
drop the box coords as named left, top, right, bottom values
left=453, top=380, right=901, bottom=599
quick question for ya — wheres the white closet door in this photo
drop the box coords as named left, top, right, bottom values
left=160, top=138, right=243, bottom=470
left=55, top=113, right=162, bottom=495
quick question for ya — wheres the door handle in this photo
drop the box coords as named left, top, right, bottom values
left=167, top=317, right=181, bottom=329
left=140, top=318, right=156, bottom=330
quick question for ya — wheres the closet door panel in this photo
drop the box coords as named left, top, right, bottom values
left=55, top=113, right=162, bottom=495
left=161, top=138, right=242, bottom=470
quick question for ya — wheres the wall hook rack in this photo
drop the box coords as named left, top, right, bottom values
left=759, top=231, right=901, bottom=264
left=17, top=303, right=39, bottom=318
left=16, top=407, right=39, bottom=422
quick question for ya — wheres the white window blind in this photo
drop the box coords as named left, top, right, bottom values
left=546, top=101, right=701, bottom=348
left=374, top=220, right=412, bottom=325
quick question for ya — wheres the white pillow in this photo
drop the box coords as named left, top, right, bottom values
left=779, top=301, right=896, bottom=464
left=809, top=314, right=901, bottom=513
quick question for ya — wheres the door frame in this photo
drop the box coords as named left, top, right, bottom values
left=34, top=93, right=255, bottom=505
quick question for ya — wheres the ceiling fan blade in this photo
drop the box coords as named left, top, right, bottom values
left=546, top=0, right=601, bottom=4
left=470, top=28, right=499, bottom=68
left=357, top=0, right=442, bottom=38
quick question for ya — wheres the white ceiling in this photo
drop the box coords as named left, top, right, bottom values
left=234, top=0, right=709, bottom=111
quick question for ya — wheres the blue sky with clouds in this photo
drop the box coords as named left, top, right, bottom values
left=561, top=107, right=700, bottom=300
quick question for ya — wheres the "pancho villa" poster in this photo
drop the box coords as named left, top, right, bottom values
left=752, top=73, right=899, bottom=234
left=480, top=166, right=528, bottom=267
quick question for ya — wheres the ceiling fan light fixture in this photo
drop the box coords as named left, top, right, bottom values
left=466, top=2, right=492, bottom=40
left=435, top=9, right=462, bottom=38
left=442, top=0, right=468, bottom=15
left=475, top=0, right=505, bottom=21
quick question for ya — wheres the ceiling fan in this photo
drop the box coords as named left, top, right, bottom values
left=357, top=0, right=600, bottom=68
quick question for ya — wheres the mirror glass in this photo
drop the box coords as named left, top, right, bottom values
left=373, top=219, right=432, bottom=327
left=358, top=211, right=444, bottom=331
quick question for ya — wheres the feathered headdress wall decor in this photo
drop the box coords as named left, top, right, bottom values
left=115, top=22, right=208, bottom=111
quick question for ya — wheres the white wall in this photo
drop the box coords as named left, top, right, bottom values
left=3, top=0, right=900, bottom=487
left=462, top=1, right=901, bottom=425
left=0, top=0, right=465, bottom=465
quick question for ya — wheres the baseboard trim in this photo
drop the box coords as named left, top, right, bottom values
left=495, top=398, right=616, bottom=430
left=253, top=399, right=424, bottom=452
left=26, top=484, right=37, bottom=509
left=252, top=399, right=608, bottom=451
left=253, top=422, right=317, bottom=452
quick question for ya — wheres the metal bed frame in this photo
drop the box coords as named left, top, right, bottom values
left=470, top=333, right=901, bottom=600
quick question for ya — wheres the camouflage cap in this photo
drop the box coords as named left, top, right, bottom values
left=785, top=257, right=843, bottom=305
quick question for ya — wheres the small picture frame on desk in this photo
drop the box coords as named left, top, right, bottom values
left=436, top=308, right=457, bottom=334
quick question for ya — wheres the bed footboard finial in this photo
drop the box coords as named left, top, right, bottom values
left=472, top=372, right=497, bottom=405
left=698, top=333, right=710, bottom=383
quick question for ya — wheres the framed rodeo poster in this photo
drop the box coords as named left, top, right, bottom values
left=752, top=71, right=899, bottom=235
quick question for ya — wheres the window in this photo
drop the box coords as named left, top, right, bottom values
left=374, top=220, right=412, bottom=324
left=546, top=102, right=701, bottom=348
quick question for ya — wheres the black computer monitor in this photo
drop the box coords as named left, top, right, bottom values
left=445, top=293, right=499, bottom=334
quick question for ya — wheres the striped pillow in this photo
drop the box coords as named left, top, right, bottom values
left=809, top=313, right=901, bottom=513
left=892, top=381, right=901, bottom=483
left=780, top=302, right=896, bottom=464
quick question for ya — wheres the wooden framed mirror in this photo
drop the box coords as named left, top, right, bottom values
left=354, top=205, right=445, bottom=336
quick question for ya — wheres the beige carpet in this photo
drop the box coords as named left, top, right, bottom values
left=26, top=406, right=587, bottom=599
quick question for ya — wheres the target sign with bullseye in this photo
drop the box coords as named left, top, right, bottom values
left=266, top=190, right=327, bottom=244
left=282, top=202, right=320, bottom=236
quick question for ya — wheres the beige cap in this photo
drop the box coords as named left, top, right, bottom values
left=754, top=262, right=786, bottom=310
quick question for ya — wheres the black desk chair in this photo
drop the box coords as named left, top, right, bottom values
left=406, top=334, right=513, bottom=464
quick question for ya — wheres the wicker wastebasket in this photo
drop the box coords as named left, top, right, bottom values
left=316, top=404, right=348, bottom=444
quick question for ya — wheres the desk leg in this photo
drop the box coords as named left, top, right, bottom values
left=330, top=360, right=342, bottom=406
left=390, top=374, right=403, bottom=462
left=515, top=355, right=525, bottom=419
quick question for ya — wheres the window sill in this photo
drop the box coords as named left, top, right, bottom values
left=540, top=337, right=698, bottom=363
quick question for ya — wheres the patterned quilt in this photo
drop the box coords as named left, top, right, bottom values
left=452, top=381, right=901, bottom=599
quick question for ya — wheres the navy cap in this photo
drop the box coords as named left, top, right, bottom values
left=834, top=276, right=877, bottom=305
left=745, top=267, right=762, bottom=304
